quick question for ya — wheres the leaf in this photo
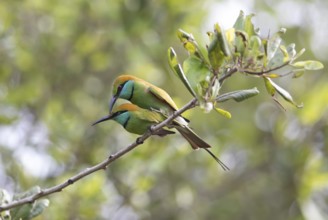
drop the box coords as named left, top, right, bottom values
left=286, top=43, right=296, bottom=58
left=233, top=11, right=256, bottom=37
left=263, top=73, right=281, bottom=78
left=28, top=199, right=50, bottom=219
left=249, top=35, right=262, bottom=51
left=263, top=77, right=276, bottom=96
left=235, top=31, right=248, bottom=55
left=11, top=203, right=33, bottom=220
left=177, top=29, right=205, bottom=60
left=214, top=107, right=232, bottom=119
left=0, top=189, right=11, bottom=205
left=177, top=29, right=194, bottom=42
left=267, top=31, right=283, bottom=61
left=0, top=189, right=11, bottom=220
left=244, top=13, right=256, bottom=37
left=183, top=41, right=197, bottom=54
left=13, top=186, right=41, bottom=200
left=291, top=60, right=324, bottom=71
left=292, top=48, right=306, bottom=61
left=183, top=56, right=211, bottom=96
left=265, top=77, right=303, bottom=108
left=210, top=78, right=221, bottom=101
left=225, top=28, right=235, bottom=45
left=168, top=47, right=196, bottom=97
left=207, top=23, right=231, bottom=69
left=292, top=69, right=305, bottom=78
left=216, top=87, right=259, bottom=102
left=279, top=45, right=290, bottom=62
left=233, top=10, right=245, bottom=31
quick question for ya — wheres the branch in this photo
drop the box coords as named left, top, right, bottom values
left=0, top=98, right=198, bottom=212
left=240, top=61, right=291, bottom=76
left=218, top=67, right=238, bottom=84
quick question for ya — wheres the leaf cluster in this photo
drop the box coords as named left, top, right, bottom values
left=168, top=10, right=323, bottom=115
left=1, top=187, right=49, bottom=220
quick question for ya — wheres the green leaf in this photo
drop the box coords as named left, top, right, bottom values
left=279, top=45, right=290, bottom=62
left=263, top=73, right=281, bottom=78
left=263, top=77, right=275, bottom=96
left=292, top=48, right=306, bottom=61
left=177, top=29, right=194, bottom=42
left=183, top=41, right=197, bottom=54
left=249, top=35, right=262, bottom=51
left=291, top=60, right=324, bottom=71
left=292, top=69, right=305, bottom=78
left=214, top=107, right=232, bottom=118
left=267, top=30, right=283, bottom=61
left=265, top=77, right=303, bottom=108
left=233, top=11, right=256, bottom=37
left=168, top=47, right=196, bottom=97
left=0, top=189, right=11, bottom=220
left=183, top=56, right=211, bottom=96
left=11, top=203, right=33, bottom=220
left=216, top=87, right=259, bottom=102
left=210, top=78, right=221, bottom=101
left=0, top=189, right=11, bottom=205
left=233, top=10, right=245, bottom=31
left=13, top=186, right=41, bottom=201
left=286, top=43, right=296, bottom=58
left=28, top=199, right=50, bottom=219
left=177, top=29, right=205, bottom=60
left=235, top=31, right=248, bottom=55
left=244, top=13, right=256, bottom=37
left=207, top=23, right=231, bottom=69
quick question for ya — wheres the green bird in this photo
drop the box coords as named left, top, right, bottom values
left=93, top=103, right=229, bottom=170
left=108, top=75, right=228, bottom=169
left=109, top=75, right=179, bottom=115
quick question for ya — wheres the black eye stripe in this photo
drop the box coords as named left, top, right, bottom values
left=117, top=81, right=128, bottom=94
left=112, top=110, right=127, bottom=117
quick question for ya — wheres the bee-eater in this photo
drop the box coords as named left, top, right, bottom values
left=109, top=75, right=179, bottom=115
left=93, top=103, right=229, bottom=170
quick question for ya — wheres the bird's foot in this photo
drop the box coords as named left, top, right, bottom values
left=148, top=125, right=156, bottom=135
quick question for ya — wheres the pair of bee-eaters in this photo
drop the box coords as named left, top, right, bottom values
left=93, top=75, right=229, bottom=170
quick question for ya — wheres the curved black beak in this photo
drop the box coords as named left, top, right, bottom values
left=92, top=115, right=113, bottom=126
left=109, top=95, right=118, bottom=113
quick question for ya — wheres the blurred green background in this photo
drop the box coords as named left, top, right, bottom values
left=0, top=0, right=327, bottom=219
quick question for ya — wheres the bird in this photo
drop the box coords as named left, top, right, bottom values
left=109, top=75, right=179, bottom=115
left=93, top=103, right=229, bottom=170
left=93, top=103, right=175, bottom=137
left=105, top=74, right=229, bottom=170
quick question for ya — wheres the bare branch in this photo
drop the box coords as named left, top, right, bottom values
left=0, top=98, right=197, bottom=212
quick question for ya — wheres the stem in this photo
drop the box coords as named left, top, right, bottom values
left=241, top=61, right=291, bottom=75
left=0, top=98, right=197, bottom=212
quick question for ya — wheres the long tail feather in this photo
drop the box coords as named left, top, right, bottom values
left=203, top=148, right=230, bottom=171
left=175, top=126, right=229, bottom=170
left=175, top=126, right=210, bottom=149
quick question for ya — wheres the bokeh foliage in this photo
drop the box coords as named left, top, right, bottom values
left=0, top=0, right=327, bottom=219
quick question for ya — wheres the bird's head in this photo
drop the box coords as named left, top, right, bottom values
left=110, top=75, right=138, bottom=113
left=92, top=103, right=139, bottom=126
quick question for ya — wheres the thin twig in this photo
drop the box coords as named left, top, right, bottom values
left=241, top=61, right=291, bottom=75
left=0, top=98, right=197, bottom=212
left=218, top=67, right=238, bottom=84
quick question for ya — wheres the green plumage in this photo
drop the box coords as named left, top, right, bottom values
left=101, top=75, right=229, bottom=170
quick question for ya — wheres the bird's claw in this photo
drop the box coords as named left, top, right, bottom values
left=148, top=125, right=156, bottom=135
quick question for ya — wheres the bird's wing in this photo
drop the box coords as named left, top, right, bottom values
left=134, top=109, right=164, bottom=124
left=147, top=86, right=178, bottom=111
